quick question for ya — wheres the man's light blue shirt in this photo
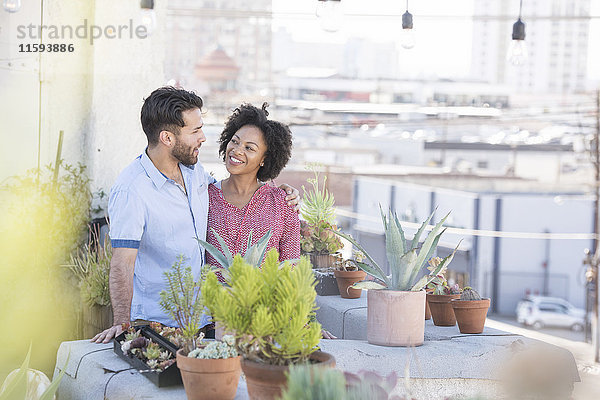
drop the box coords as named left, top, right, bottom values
left=108, top=151, right=214, bottom=327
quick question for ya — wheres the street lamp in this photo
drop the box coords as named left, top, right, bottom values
left=400, top=0, right=415, bottom=49
left=507, top=0, right=528, bottom=66
left=140, top=0, right=157, bottom=36
left=2, top=0, right=21, bottom=13
left=316, top=0, right=343, bottom=33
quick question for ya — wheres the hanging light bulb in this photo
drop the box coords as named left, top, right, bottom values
left=139, top=0, right=157, bottom=36
left=400, top=0, right=415, bottom=49
left=2, top=0, right=22, bottom=13
left=507, top=0, right=528, bottom=66
left=316, top=0, right=343, bottom=33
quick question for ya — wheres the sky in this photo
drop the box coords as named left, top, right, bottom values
left=272, top=0, right=600, bottom=82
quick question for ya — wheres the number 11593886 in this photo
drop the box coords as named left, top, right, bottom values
left=19, top=43, right=74, bottom=52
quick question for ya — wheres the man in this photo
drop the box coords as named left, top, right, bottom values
left=92, top=87, right=299, bottom=343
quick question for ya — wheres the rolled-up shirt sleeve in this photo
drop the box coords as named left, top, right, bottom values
left=108, top=189, right=145, bottom=249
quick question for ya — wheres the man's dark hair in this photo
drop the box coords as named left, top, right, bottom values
left=219, top=103, right=293, bottom=182
left=140, top=86, right=203, bottom=145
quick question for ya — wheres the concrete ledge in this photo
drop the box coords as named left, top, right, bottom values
left=53, top=295, right=580, bottom=399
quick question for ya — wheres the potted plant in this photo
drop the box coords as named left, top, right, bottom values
left=335, top=207, right=460, bottom=347
left=333, top=252, right=367, bottom=299
left=451, top=287, right=491, bottom=334
left=159, top=256, right=242, bottom=400
left=203, top=250, right=335, bottom=400
left=64, top=225, right=112, bottom=339
left=425, top=256, right=461, bottom=326
left=300, top=169, right=344, bottom=295
left=281, top=365, right=399, bottom=400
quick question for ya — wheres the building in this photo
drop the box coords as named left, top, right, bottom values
left=471, top=0, right=591, bottom=93
left=165, top=0, right=272, bottom=94
left=349, top=176, right=594, bottom=315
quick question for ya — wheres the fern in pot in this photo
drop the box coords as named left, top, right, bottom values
left=334, top=207, right=461, bottom=346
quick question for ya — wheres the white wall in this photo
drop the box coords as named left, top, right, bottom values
left=1, top=0, right=167, bottom=214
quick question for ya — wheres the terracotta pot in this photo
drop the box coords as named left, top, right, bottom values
left=451, top=298, right=491, bottom=334
left=425, top=301, right=432, bottom=320
left=241, top=351, right=335, bottom=400
left=427, top=293, right=461, bottom=326
left=176, top=349, right=242, bottom=400
left=367, top=289, right=425, bottom=347
left=425, top=289, right=433, bottom=320
left=333, top=269, right=367, bottom=299
left=308, top=253, right=336, bottom=269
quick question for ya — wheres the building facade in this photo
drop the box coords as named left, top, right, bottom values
left=349, top=177, right=594, bottom=315
left=165, top=0, right=272, bottom=94
left=471, top=0, right=591, bottom=93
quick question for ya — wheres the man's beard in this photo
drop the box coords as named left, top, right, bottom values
left=172, top=138, right=197, bottom=166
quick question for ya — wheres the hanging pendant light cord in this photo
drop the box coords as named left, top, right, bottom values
left=519, top=0, right=523, bottom=19
left=406, top=0, right=409, bottom=12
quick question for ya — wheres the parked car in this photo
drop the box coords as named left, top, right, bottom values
left=516, top=296, right=585, bottom=331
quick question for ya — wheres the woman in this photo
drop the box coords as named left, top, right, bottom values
left=206, top=103, right=300, bottom=271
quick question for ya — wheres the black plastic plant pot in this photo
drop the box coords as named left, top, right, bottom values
left=113, top=325, right=182, bottom=387
left=313, top=270, right=340, bottom=296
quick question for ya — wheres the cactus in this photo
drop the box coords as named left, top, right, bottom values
left=460, top=287, right=482, bottom=301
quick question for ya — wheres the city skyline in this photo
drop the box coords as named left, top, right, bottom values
left=272, top=0, right=600, bottom=85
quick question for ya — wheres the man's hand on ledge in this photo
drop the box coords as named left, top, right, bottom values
left=322, top=329, right=337, bottom=339
left=91, top=324, right=124, bottom=344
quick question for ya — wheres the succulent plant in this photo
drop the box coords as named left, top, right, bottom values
left=281, top=366, right=402, bottom=400
left=460, top=287, right=482, bottom=301
left=300, top=169, right=343, bottom=255
left=187, top=335, right=238, bottom=359
left=334, top=206, right=461, bottom=292
left=196, top=229, right=273, bottom=279
left=143, top=341, right=162, bottom=360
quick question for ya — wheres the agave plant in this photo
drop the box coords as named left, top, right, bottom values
left=334, top=206, right=461, bottom=292
left=195, top=229, right=272, bottom=280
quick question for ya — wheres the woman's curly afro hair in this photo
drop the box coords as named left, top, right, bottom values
left=219, top=102, right=293, bottom=182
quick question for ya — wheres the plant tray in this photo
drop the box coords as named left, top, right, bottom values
left=313, top=269, right=340, bottom=296
left=113, top=325, right=182, bottom=387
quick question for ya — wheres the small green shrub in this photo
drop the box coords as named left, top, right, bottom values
left=203, top=250, right=322, bottom=365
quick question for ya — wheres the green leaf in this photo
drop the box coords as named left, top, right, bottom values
left=395, top=249, right=417, bottom=290
left=410, top=207, right=436, bottom=250
left=411, top=240, right=462, bottom=291
left=406, top=229, right=444, bottom=289
left=411, top=212, right=450, bottom=280
left=355, top=262, right=389, bottom=288
left=210, top=228, right=233, bottom=264
left=195, top=237, right=230, bottom=269
left=350, top=281, right=387, bottom=290
left=333, top=231, right=391, bottom=287
left=0, top=344, right=31, bottom=400
left=389, top=208, right=406, bottom=253
left=39, top=352, right=70, bottom=400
